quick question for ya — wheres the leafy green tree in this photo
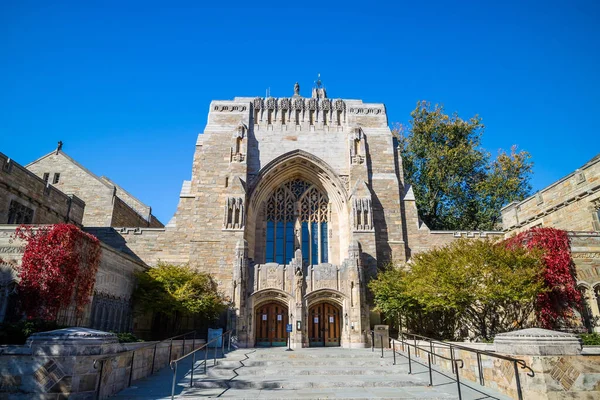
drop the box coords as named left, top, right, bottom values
left=404, top=239, right=544, bottom=340
left=396, top=101, right=533, bottom=230
left=369, top=267, right=458, bottom=340
left=370, top=239, right=544, bottom=340
left=133, top=263, right=227, bottom=331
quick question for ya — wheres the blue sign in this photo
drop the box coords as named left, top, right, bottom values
left=286, top=324, right=293, bottom=333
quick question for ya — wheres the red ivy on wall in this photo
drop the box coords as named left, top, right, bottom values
left=14, top=224, right=101, bottom=321
left=505, top=227, right=581, bottom=329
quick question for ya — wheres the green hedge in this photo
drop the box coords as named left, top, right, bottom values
left=580, top=333, right=600, bottom=346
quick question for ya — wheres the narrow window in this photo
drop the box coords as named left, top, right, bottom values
left=323, top=111, right=328, bottom=126
left=311, top=222, right=319, bottom=265
left=321, top=222, right=328, bottom=263
left=43, top=173, right=49, bottom=183
left=7, top=200, right=34, bottom=224
left=296, top=110, right=301, bottom=125
left=337, top=110, right=342, bottom=126
left=309, top=110, right=315, bottom=125
left=225, top=177, right=229, bottom=187
left=275, top=222, right=284, bottom=264
left=302, top=222, right=309, bottom=262
left=285, top=221, right=294, bottom=264
left=281, top=110, right=286, bottom=125
left=266, top=221, right=274, bottom=262
left=53, top=173, right=60, bottom=184
left=268, top=110, right=273, bottom=124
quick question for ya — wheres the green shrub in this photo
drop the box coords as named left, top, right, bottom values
left=114, top=332, right=143, bottom=343
left=580, top=333, right=600, bottom=346
left=0, top=319, right=64, bottom=345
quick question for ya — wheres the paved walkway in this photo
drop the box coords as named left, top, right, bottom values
left=114, top=347, right=512, bottom=399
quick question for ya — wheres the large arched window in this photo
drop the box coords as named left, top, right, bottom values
left=265, top=178, right=329, bottom=265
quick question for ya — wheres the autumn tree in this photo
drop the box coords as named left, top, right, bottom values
left=396, top=101, right=533, bottom=230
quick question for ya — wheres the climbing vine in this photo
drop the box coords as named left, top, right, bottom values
left=14, top=224, right=101, bottom=321
left=505, top=227, right=581, bottom=329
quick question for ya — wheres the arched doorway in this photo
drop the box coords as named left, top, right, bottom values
left=255, top=302, right=289, bottom=347
left=308, top=301, right=341, bottom=347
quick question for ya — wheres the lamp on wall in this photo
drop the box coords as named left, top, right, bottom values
left=344, top=313, right=349, bottom=326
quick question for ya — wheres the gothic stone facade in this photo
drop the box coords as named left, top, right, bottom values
left=502, top=154, right=600, bottom=332
left=109, top=88, right=500, bottom=348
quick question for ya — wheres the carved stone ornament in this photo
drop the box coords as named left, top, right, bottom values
left=351, top=126, right=363, bottom=142
left=334, top=99, right=345, bottom=111
left=293, top=98, right=305, bottom=110
left=306, top=98, right=317, bottom=111
left=320, top=99, right=331, bottom=111
left=233, top=124, right=245, bottom=139
left=254, top=97, right=264, bottom=110
left=266, top=97, right=277, bottom=110
left=279, top=98, right=291, bottom=110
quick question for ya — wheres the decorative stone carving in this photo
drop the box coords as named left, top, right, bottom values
left=213, top=104, right=248, bottom=112
left=320, top=99, right=331, bottom=111
left=306, top=98, right=317, bottom=111
left=333, top=99, right=345, bottom=111
left=253, top=97, right=264, bottom=110
left=279, top=98, right=291, bottom=110
left=265, top=97, right=276, bottom=110
left=352, top=198, right=373, bottom=231
left=293, top=98, right=305, bottom=110
left=294, top=82, right=300, bottom=96
left=348, top=107, right=384, bottom=115
left=233, top=124, right=245, bottom=139
left=223, top=197, right=245, bottom=230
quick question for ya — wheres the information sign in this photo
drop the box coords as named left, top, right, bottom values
left=286, top=324, right=293, bottom=333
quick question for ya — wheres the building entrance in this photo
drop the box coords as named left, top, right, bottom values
left=254, top=302, right=288, bottom=347
left=308, top=301, right=341, bottom=347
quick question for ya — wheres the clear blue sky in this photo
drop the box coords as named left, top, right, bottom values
left=1, top=1, right=598, bottom=223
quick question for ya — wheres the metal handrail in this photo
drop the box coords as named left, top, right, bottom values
left=92, top=330, right=199, bottom=399
left=371, top=330, right=535, bottom=400
left=169, top=329, right=233, bottom=400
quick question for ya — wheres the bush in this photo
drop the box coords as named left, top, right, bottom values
left=580, top=333, right=600, bottom=346
left=114, top=332, right=143, bottom=343
left=0, top=319, right=64, bottom=345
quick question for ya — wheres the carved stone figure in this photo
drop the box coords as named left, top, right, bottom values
left=294, top=82, right=300, bottom=95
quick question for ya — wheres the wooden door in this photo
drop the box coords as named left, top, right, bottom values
left=255, top=302, right=288, bottom=347
left=308, top=302, right=341, bottom=347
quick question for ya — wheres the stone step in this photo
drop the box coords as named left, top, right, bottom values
left=192, top=374, right=431, bottom=390
left=187, top=386, right=458, bottom=399
left=206, top=365, right=409, bottom=377
left=217, top=358, right=395, bottom=368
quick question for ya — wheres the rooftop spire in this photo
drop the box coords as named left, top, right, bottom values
left=312, top=73, right=327, bottom=99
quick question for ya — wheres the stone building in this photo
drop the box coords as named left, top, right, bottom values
left=501, top=154, right=600, bottom=332
left=0, top=152, right=84, bottom=226
left=91, top=83, right=499, bottom=348
left=0, top=152, right=149, bottom=332
left=26, top=146, right=163, bottom=228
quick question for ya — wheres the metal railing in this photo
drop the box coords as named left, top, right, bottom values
left=169, top=329, right=233, bottom=400
left=92, top=330, right=199, bottom=399
left=371, top=330, right=535, bottom=400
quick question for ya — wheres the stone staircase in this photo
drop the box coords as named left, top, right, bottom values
left=173, top=347, right=511, bottom=399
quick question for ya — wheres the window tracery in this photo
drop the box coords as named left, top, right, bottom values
left=265, top=178, right=329, bottom=265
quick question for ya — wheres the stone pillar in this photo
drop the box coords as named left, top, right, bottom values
left=493, top=328, right=600, bottom=399
left=233, top=239, right=249, bottom=346
left=588, top=289, right=600, bottom=333
left=292, top=249, right=304, bottom=349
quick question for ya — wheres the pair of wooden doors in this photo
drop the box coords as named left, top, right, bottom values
left=308, top=302, right=341, bottom=347
left=255, top=302, right=288, bottom=347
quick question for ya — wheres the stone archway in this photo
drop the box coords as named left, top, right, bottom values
left=308, top=301, right=342, bottom=347
left=248, top=289, right=294, bottom=347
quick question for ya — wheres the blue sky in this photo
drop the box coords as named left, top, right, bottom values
left=1, top=1, right=598, bottom=223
